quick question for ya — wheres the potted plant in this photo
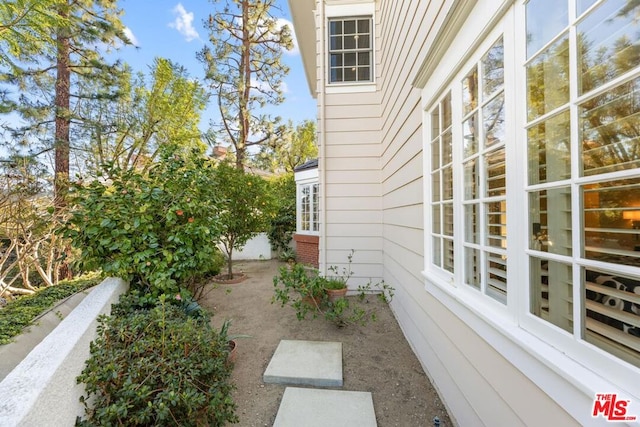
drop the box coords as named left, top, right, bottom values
left=272, top=263, right=326, bottom=319
left=219, top=319, right=251, bottom=364
left=323, top=278, right=348, bottom=302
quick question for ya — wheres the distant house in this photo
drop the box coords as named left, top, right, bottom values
left=289, top=0, right=640, bottom=425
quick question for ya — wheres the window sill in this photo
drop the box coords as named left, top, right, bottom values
left=326, top=83, right=376, bottom=94
left=421, top=270, right=640, bottom=424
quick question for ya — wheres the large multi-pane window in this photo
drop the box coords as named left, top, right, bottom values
left=299, top=183, right=319, bottom=234
left=426, top=0, right=640, bottom=369
left=328, top=17, right=373, bottom=83
left=526, top=0, right=640, bottom=367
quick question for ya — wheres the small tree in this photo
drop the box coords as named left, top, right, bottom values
left=214, top=162, right=271, bottom=278
left=266, top=173, right=296, bottom=253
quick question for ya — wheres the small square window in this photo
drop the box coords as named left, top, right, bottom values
left=328, top=16, right=373, bottom=83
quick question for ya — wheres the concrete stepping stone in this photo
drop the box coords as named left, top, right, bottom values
left=273, top=387, right=377, bottom=427
left=263, top=340, right=343, bottom=387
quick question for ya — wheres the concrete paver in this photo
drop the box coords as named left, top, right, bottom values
left=273, top=387, right=377, bottom=427
left=263, top=340, right=343, bottom=387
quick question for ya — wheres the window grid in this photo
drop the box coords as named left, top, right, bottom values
left=431, top=92, right=454, bottom=274
left=525, top=0, right=640, bottom=367
left=328, top=17, right=373, bottom=83
left=461, top=37, right=507, bottom=303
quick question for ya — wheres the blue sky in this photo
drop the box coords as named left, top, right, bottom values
left=117, top=0, right=316, bottom=129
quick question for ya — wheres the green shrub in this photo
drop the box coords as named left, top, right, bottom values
left=0, top=273, right=100, bottom=345
left=64, top=151, right=222, bottom=295
left=76, top=295, right=237, bottom=426
left=266, top=173, right=296, bottom=253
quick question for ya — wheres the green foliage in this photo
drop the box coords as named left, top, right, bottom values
left=76, top=58, right=209, bottom=173
left=0, top=273, right=99, bottom=345
left=64, top=151, right=222, bottom=295
left=272, top=251, right=395, bottom=327
left=266, top=173, right=296, bottom=252
left=255, top=120, right=318, bottom=173
left=76, top=295, right=237, bottom=426
left=214, top=161, right=272, bottom=277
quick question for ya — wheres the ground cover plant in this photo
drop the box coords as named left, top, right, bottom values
left=0, top=273, right=100, bottom=345
left=76, top=294, right=237, bottom=426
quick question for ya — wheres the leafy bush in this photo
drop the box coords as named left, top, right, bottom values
left=77, top=295, right=237, bottom=426
left=0, top=273, right=100, bottom=345
left=266, top=173, right=296, bottom=253
left=64, top=151, right=222, bottom=295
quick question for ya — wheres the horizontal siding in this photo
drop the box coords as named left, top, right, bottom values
left=324, top=143, right=380, bottom=158
left=325, top=196, right=380, bottom=211
left=324, top=157, right=379, bottom=171
left=324, top=130, right=379, bottom=145
left=325, top=103, right=380, bottom=119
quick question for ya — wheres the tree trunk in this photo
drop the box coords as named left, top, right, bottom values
left=54, top=4, right=72, bottom=280
left=227, top=248, right=234, bottom=278
left=236, top=0, right=251, bottom=170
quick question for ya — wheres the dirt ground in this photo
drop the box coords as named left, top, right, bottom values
left=200, top=260, right=453, bottom=427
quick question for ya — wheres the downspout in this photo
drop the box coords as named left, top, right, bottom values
left=317, top=2, right=328, bottom=273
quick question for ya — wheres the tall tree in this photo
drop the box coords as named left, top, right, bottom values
left=198, top=0, right=293, bottom=169
left=75, top=58, right=209, bottom=174
left=254, top=119, right=317, bottom=173
left=0, top=0, right=129, bottom=208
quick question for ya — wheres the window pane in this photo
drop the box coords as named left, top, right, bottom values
left=463, top=114, right=478, bottom=157
left=330, top=36, right=342, bottom=51
left=578, top=0, right=640, bottom=95
left=432, top=205, right=441, bottom=234
left=483, top=94, right=505, bottom=147
left=431, top=108, right=440, bottom=142
left=527, top=35, right=570, bottom=121
left=442, top=130, right=453, bottom=165
left=357, top=67, right=370, bottom=81
left=485, top=147, right=506, bottom=197
left=577, top=0, right=598, bottom=16
left=358, top=52, right=370, bottom=66
left=344, top=35, right=356, bottom=49
left=585, top=268, right=640, bottom=368
left=526, top=0, right=568, bottom=57
left=527, top=110, right=571, bottom=185
left=465, top=247, right=481, bottom=288
left=330, top=53, right=342, bottom=67
left=462, top=66, right=478, bottom=115
left=344, top=67, right=356, bottom=81
left=464, top=159, right=479, bottom=200
left=444, top=238, right=455, bottom=273
left=530, top=258, right=573, bottom=333
left=487, top=252, right=507, bottom=303
left=465, top=204, right=479, bottom=243
left=583, top=178, right=640, bottom=267
left=357, top=19, right=369, bottom=33
left=330, top=20, right=342, bottom=35
left=358, top=34, right=370, bottom=49
left=482, top=37, right=504, bottom=99
left=442, top=93, right=452, bottom=128
left=444, top=203, right=454, bottom=236
left=433, top=237, right=442, bottom=266
left=580, top=77, right=640, bottom=177
left=344, top=52, right=356, bottom=67
left=330, top=68, right=342, bottom=82
left=529, top=187, right=572, bottom=256
left=486, top=200, right=507, bottom=248
left=432, top=171, right=441, bottom=201
left=443, top=166, right=453, bottom=200
left=344, top=20, right=356, bottom=34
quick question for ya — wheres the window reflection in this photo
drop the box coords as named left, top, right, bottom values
left=528, top=110, right=571, bottom=185
left=526, top=0, right=568, bottom=57
left=527, top=35, right=570, bottom=121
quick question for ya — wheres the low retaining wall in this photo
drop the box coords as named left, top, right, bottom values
left=0, top=277, right=128, bottom=426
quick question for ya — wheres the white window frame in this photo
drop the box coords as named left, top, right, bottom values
left=296, top=169, right=320, bottom=236
left=420, top=0, right=640, bottom=415
left=325, top=2, right=376, bottom=94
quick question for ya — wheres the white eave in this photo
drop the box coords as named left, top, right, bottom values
left=288, top=0, right=317, bottom=98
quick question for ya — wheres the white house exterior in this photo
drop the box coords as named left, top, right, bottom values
left=289, top=0, right=640, bottom=425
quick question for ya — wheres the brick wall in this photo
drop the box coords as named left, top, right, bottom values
left=293, top=234, right=319, bottom=268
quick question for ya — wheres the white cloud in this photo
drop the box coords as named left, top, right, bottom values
left=276, top=18, right=298, bottom=55
left=169, top=3, right=200, bottom=42
left=123, top=27, right=139, bottom=47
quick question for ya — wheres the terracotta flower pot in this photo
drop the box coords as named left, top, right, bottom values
left=228, top=339, right=238, bottom=364
left=326, top=287, right=348, bottom=303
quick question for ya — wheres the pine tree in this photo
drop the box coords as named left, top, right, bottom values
left=198, top=0, right=293, bottom=169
